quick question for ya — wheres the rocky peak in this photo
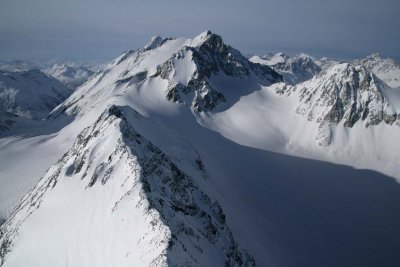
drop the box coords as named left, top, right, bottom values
left=185, top=31, right=281, bottom=81
left=155, top=31, right=282, bottom=112
left=188, top=31, right=250, bottom=78
left=277, top=63, right=400, bottom=145
left=54, top=32, right=282, bottom=117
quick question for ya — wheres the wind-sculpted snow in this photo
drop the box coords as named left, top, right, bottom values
left=0, top=105, right=255, bottom=267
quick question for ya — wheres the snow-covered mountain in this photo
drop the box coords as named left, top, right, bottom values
left=52, top=30, right=281, bottom=118
left=0, top=31, right=281, bottom=267
left=205, top=59, right=400, bottom=178
left=1, top=31, right=400, bottom=267
left=275, top=63, right=400, bottom=146
left=0, top=105, right=254, bottom=267
left=249, top=52, right=289, bottom=66
left=0, top=69, right=72, bottom=119
left=354, top=53, right=400, bottom=88
left=250, top=53, right=322, bottom=84
left=44, top=64, right=94, bottom=89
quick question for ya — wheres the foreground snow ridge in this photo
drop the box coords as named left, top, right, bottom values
left=0, top=105, right=255, bottom=267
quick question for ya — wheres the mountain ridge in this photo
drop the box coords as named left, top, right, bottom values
left=0, top=105, right=255, bottom=266
left=1, top=31, right=400, bottom=267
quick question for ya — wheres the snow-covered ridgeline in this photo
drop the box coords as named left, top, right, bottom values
left=0, top=105, right=254, bottom=266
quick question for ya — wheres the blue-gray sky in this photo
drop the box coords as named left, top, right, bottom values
left=0, top=0, right=399, bottom=61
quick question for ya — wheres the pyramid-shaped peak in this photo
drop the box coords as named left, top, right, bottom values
left=143, top=35, right=166, bottom=51
left=188, top=30, right=223, bottom=47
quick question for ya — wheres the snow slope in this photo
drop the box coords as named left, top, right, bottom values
left=0, top=106, right=254, bottom=267
left=0, top=31, right=280, bottom=266
left=203, top=62, right=400, bottom=179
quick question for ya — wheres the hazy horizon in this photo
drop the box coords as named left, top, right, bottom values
left=1, top=0, right=399, bottom=62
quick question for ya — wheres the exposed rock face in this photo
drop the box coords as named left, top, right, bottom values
left=155, top=31, right=282, bottom=112
left=164, top=76, right=226, bottom=112
left=277, top=63, right=400, bottom=146
left=0, top=105, right=255, bottom=267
